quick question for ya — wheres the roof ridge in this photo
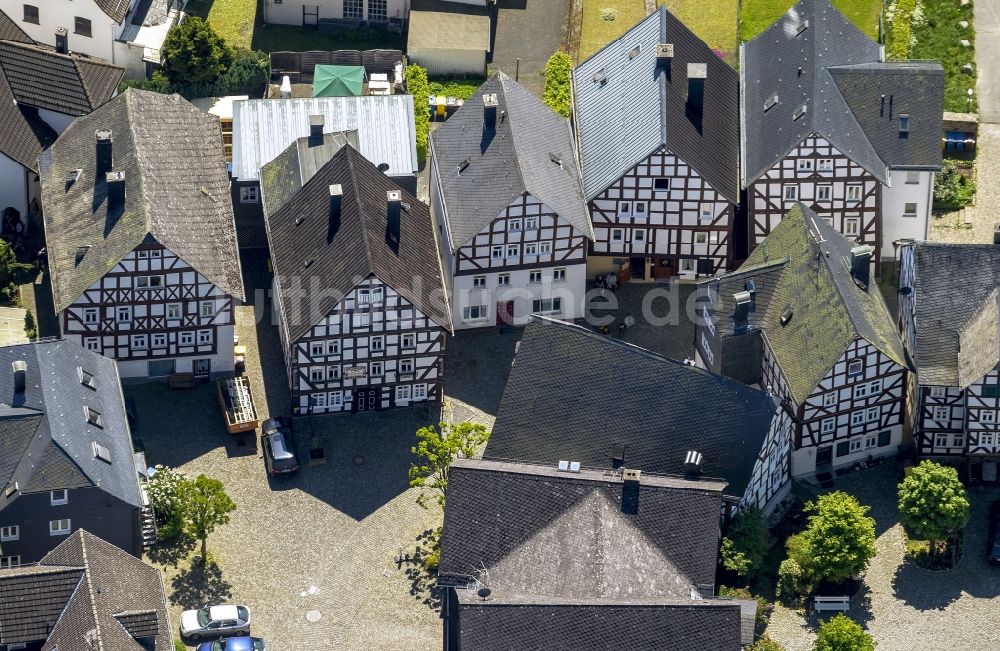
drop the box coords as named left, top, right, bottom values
left=496, top=75, right=530, bottom=196
left=345, top=146, right=377, bottom=277
left=78, top=531, right=106, bottom=651
left=122, top=89, right=153, bottom=241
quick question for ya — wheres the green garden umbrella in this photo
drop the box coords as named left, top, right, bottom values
left=312, top=65, right=366, bottom=97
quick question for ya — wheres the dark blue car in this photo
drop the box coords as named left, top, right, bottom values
left=196, top=637, right=266, bottom=651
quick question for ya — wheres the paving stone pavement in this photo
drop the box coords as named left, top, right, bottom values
left=765, top=464, right=1000, bottom=651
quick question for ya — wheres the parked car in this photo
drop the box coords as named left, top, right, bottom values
left=262, top=417, right=299, bottom=476
left=180, top=605, right=251, bottom=641
left=988, top=500, right=1000, bottom=566
left=196, top=636, right=266, bottom=651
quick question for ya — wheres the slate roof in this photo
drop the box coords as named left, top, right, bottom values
left=0, top=9, right=31, bottom=43
left=0, top=40, right=124, bottom=116
left=709, top=204, right=906, bottom=404
left=907, top=243, right=1000, bottom=387
left=741, top=0, right=944, bottom=186
left=40, top=89, right=244, bottom=312
left=0, top=530, right=171, bottom=649
left=97, top=0, right=134, bottom=23
left=260, top=130, right=359, bottom=218
left=430, top=73, right=591, bottom=250
left=484, top=317, right=779, bottom=497
left=0, top=339, right=140, bottom=510
left=232, top=95, right=418, bottom=181
left=572, top=6, right=740, bottom=203
left=266, top=145, right=452, bottom=344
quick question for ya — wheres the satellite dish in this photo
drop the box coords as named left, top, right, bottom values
left=377, top=163, right=390, bottom=173
left=477, top=587, right=491, bottom=600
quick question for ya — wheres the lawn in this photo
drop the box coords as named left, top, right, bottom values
left=428, top=77, right=486, bottom=101
left=578, top=1, right=648, bottom=61
left=740, top=0, right=881, bottom=42
left=907, top=0, right=977, bottom=113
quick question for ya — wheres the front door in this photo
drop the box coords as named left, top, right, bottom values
left=816, top=445, right=833, bottom=467
left=629, top=257, right=646, bottom=280
left=654, top=257, right=674, bottom=279
left=496, top=301, right=514, bottom=326
left=619, top=258, right=631, bottom=283
left=303, top=5, right=319, bottom=26
left=353, top=388, right=379, bottom=412
left=193, top=358, right=211, bottom=377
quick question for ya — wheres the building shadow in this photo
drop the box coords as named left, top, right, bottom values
left=444, top=326, right=521, bottom=416
left=890, top=559, right=965, bottom=611
left=170, top=559, right=234, bottom=609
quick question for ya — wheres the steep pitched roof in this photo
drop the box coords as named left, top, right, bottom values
left=572, top=6, right=740, bottom=202
left=260, top=130, right=358, bottom=217
left=484, top=317, right=779, bottom=496
left=40, top=89, right=244, bottom=312
left=0, top=530, right=172, bottom=650
left=908, top=243, right=1000, bottom=387
left=96, top=0, right=133, bottom=23
left=741, top=0, right=943, bottom=185
left=0, top=339, right=141, bottom=511
left=0, top=41, right=124, bottom=116
left=0, top=9, right=32, bottom=43
left=718, top=204, right=906, bottom=403
left=266, top=145, right=452, bottom=343
left=430, top=73, right=591, bottom=249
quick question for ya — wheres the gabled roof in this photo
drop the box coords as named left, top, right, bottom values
left=741, top=0, right=943, bottom=186
left=484, top=317, right=779, bottom=496
left=0, top=339, right=140, bottom=510
left=97, top=0, right=133, bottom=24
left=0, top=9, right=31, bottom=43
left=0, top=40, right=124, bottom=116
left=40, top=89, right=244, bottom=312
left=711, top=204, right=906, bottom=403
left=430, top=73, right=591, bottom=249
left=908, top=243, right=1000, bottom=387
left=0, top=530, right=172, bottom=649
left=232, top=95, right=418, bottom=181
left=266, top=145, right=452, bottom=344
left=260, top=130, right=359, bottom=217
left=572, top=6, right=740, bottom=203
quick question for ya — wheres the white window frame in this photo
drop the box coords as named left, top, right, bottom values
left=136, top=275, right=163, bottom=290
left=85, top=337, right=100, bottom=352
left=370, top=361, right=383, bottom=377
left=617, top=202, right=632, bottom=217
left=310, top=342, right=324, bottom=357
left=695, top=232, right=708, bottom=244
left=868, top=380, right=881, bottom=395
left=152, top=333, right=166, bottom=348
left=634, top=202, right=647, bottom=217
left=0, top=555, right=19, bottom=568
left=929, top=387, right=946, bottom=398
left=239, top=185, right=259, bottom=204
left=821, top=418, right=836, bottom=434
left=525, top=217, right=538, bottom=230
left=818, top=159, right=833, bottom=171
left=197, top=330, right=212, bottom=345
left=310, top=367, right=325, bottom=382
left=0, top=525, right=18, bottom=541
left=166, top=303, right=182, bottom=320
left=329, top=392, right=342, bottom=408
left=981, top=432, right=996, bottom=447
left=311, top=393, right=327, bottom=408
left=797, top=158, right=814, bottom=171
left=783, top=185, right=798, bottom=201
left=851, top=411, right=866, bottom=426
left=524, top=243, right=538, bottom=256
left=933, top=406, right=950, bottom=421
left=401, top=334, right=415, bottom=349
left=473, top=275, right=486, bottom=288
left=396, top=385, right=412, bottom=401
left=847, top=184, right=862, bottom=202
left=817, top=185, right=832, bottom=202
left=849, top=438, right=863, bottom=453
left=84, top=308, right=98, bottom=324
left=131, top=334, right=147, bottom=349
left=633, top=230, right=645, bottom=243
left=180, top=332, right=194, bottom=346
left=50, top=489, right=68, bottom=506
left=699, top=204, right=713, bottom=222
left=865, top=435, right=877, bottom=449
left=327, top=340, right=340, bottom=355
left=529, top=271, right=542, bottom=284
left=200, top=301, right=215, bottom=318
left=981, top=410, right=997, bottom=424
left=399, top=358, right=414, bottom=374
left=463, top=305, right=488, bottom=321
left=952, top=433, right=965, bottom=448
left=370, top=336, right=384, bottom=352
left=903, top=202, right=918, bottom=218
left=508, top=218, right=522, bottom=232
left=866, top=406, right=880, bottom=423
left=553, top=268, right=566, bottom=281
left=413, top=383, right=427, bottom=399
left=506, top=244, right=520, bottom=258
left=116, top=306, right=131, bottom=323
left=848, top=360, right=863, bottom=376
left=498, top=273, right=511, bottom=286
left=935, top=433, right=949, bottom=447
left=491, top=245, right=503, bottom=260
left=823, top=392, right=837, bottom=407
left=531, top=297, right=562, bottom=315
left=539, top=242, right=552, bottom=255
left=611, top=229, right=624, bottom=242
left=853, top=384, right=868, bottom=400
left=49, top=519, right=71, bottom=536
left=327, top=365, right=341, bottom=380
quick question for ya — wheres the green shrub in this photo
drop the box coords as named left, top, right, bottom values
left=748, top=636, right=786, bottom=651
left=174, top=638, right=187, bottom=651
left=23, top=310, right=36, bottom=340
left=721, top=507, right=771, bottom=582
left=887, top=0, right=918, bottom=60
left=161, top=17, right=233, bottom=87
left=406, top=64, right=430, bottom=165
left=542, top=51, right=573, bottom=118
left=428, top=77, right=483, bottom=101
left=0, top=239, right=33, bottom=301
left=933, top=160, right=976, bottom=209
left=776, top=558, right=804, bottom=604
left=814, top=614, right=875, bottom=651
left=216, top=49, right=270, bottom=96
left=119, top=69, right=171, bottom=95
left=718, top=585, right=769, bottom=629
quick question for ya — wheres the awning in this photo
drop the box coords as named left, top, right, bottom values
left=312, top=65, right=366, bottom=97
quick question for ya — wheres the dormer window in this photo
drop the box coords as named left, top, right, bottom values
left=793, top=104, right=807, bottom=121
left=763, top=95, right=778, bottom=112
left=899, top=114, right=910, bottom=136
left=85, top=407, right=103, bottom=428
left=92, top=441, right=111, bottom=463
left=78, top=367, right=96, bottom=390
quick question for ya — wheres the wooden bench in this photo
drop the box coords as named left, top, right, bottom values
left=813, top=596, right=850, bottom=613
left=168, top=372, right=195, bottom=389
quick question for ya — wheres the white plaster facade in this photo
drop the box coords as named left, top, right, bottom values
left=262, top=0, right=409, bottom=26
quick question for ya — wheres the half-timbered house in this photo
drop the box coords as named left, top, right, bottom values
left=264, top=143, right=452, bottom=414
left=429, top=73, right=592, bottom=329
left=485, top=316, right=793, bottom=514
left=741, top=0, right=944, bottom=268
left=694, top=204, right=908, bottom=478
left=40, top=89, right=245, bottom=380
left=572, top=6, right=740, bottom=281
left=897, top=239, right=1000, bottom=477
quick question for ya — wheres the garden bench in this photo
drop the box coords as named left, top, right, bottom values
left=813, top=596, right=850, bottom=613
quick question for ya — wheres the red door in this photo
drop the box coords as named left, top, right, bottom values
left=496, top=301, right=514, bottom=325
left=619, top=259, right=631, bottom=283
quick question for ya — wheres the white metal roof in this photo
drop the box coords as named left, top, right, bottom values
left=231, top=95, right=418, bottom=181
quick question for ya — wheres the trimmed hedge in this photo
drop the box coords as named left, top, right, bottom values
left=407, top=64, right=431, bottom=165
left=542, top=51, right=573, bottom=118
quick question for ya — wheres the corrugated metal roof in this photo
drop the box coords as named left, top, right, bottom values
left=232, top=95, right=418, bottom=181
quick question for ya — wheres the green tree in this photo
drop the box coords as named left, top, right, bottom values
left=542, top=51, right=573, bottom=118
left=0, top=238, right=33, bottom=301
left=180, top=474, right=236, bottom=561
left=720, top=507, right=771, bottom=581
left=933, top=160, right=976, bottom=209
left=161, top=17, right=233, bottom=87
left=748, top=636, right=786, bottom=651
left=801, top=492, right=876, bottom=584
left=813, top=614, right=875, bottom=651
left=406, top=64, right=430, bottom=164
left=898, top=460, right=970, bottom=559
left=217, top=49, right=270, bottom=95
left=776, top=558, right=805, bottom=604
left=409, top=421, right=489, bottom=509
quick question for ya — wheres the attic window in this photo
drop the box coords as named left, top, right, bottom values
left=78, top=367, right=96, bottom=390
left=457, top=158, right=470, bottom=174
left=779, top=306, right=794, bottom=326
left=763, top=95, right=778, bottom=112
left=294, top=215, right=305, bottom=226
left=66, top=168, right=82, bottom=186
left=793, top=105, right=807, bottom=121
left=628, top=45, right=641, bottom=60
left=899, top=114, right=910, bottom=135
left=75, top=246, right=89, bottom=266
left=549, top=152, right=563, bottom=168
left=92, top=441, right=111, bottom=464
left=303, top=258, right=314, bottom=269
left=85, top=407, right=103, bottom=428
left=796, top=20, right=809, bottom=36
left=593, top=68, right=607, bottom=85
left=4, top=482, right=17, bottom=498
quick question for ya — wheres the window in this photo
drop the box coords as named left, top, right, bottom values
left=23, top=4, right=38, bottom=24
left=634, top=202, right=646, bottom=217
left=821, top=418, right=835, bottom=434
left=50, top=489, right=68, bottom=506
left=136, top=275, right=163, bottom=290
left=413, top=384, right=427, bottom=399
left=817, top=185, right=832, bottom=201
left=310, top=342, right=324, bottom=357
left=0, top=556, right=19, bottom=568
left=370, top=362, right=383, bottom=377
left=681, top=259, right=695, bottom=272
left=371, top=336, right=384, bottom=352
left=823, top=392, right=837, bottom=407
left=325, top=340, right=339, bottom=355
left=491, top=245, right=503, bottom=259
left=329, top=392, right=342, bottom=408
left=509, top=219, right=523, bottom=232
left=0, top=525, right=18, bottom=542
left=797, top=159, right=814, bottom=171
left=117, top=306, right=131, bottom=323
left=473, top=275, right=486, bottom=288
left=529, top=271, right=542, bottom=283
left=399, top=358, right=414, bottom=374
left=865, top=435, right=877, bottom=449
left=525, top=217, right=538, bottom=230
left=180, top=332, right=194, bottom=345
left=84, top=308, right=98, bottom=324
left=695, top=232, right=708, bottom=244
left=368, top=0, right=387, bottom=21
left=933, top=406, right=950, bottom=421
left=86, top=407, right=102, bottom=428
left=899, top=114, right=909, bottom=134
left=981, top=410, right=997, bottom=424
left=984, top=383, right=1000, bottom=398
left=847, top=184, right=862, bottom=201
left=844, top=217, right=860, bottom=237
left=851, top=411, right=866, bottom=426
left=848, top=360, right=863, bottom=376
left=152, top=333, right=166, bottom=348
left=849, top=438, right=863, bottom=453
left=199, top=301, right=214, bottom=318
left=935, top=433, right=949, bottom=447
left=854, top=384, right=868, bottom=399
left=906, top=170, right=920, bottom=184
left=539, top=242, right=552, bottom=255
left=818, top=159, right=833, bottom=171
left=50, top=519, right=71, bottom=536
left=150, top=250, right=161, bottom=259
left=137, top=250, right=149, bottom=259
left=166, top=303, right=182, bottom=320
left=611, top=229, right=624, bottom=242
left=699, top=205, right=713, bottom=222
left=930, top=387, right=946, bottom=398
left=74, top=16, right=91, bottom=37
left=344, top=0, right=363, bottom=19
left=952, top=433, right=965, bottom=447
left=85, top=337, right=100, bottom=352
left=311, top=393, right=327, bottom=408
left=554, top=268, right=566, bottom=281
left=401, top=334, right=415, bottom=349
left=868, top=380, right=881, bottom=395
left=396, top=385, right=411, bottom=401
left=131, top=334, right=147, bottom=349
left=633, top=230, right=645, bottom=243
left=903, top=202, right=918, bottom=218
left=239, top=186, right=259, bottom=204
left=836, top=441, right=850, bottom=457
left=531, top=297, right=562, bottom=314
left=327, top=365, right=341, bottom=380
left=981, top=432, right=998, bottom=447
left=463, top=305, right=487, bottom=321
left=525, top=243, right=538, bottom=256
left=506, top=244, right=519, bottom=258
left=654, top=178, right=670, bottom=191
left=310, top=367, right=325, bottom=382
left=867, top=406, right=880, bottom=422
left=783, top=185, right=798, bottom=201
left=197, top=330, right=212, bottom=345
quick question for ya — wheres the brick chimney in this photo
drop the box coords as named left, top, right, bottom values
left=96, top=130, right=113, bottom=178
left=106, top=171, right=126, bottom=215
left=482, top=93, right=498, bottom=132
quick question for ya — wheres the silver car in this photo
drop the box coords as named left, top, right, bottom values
left=180, top=605, right=251, bottom=641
